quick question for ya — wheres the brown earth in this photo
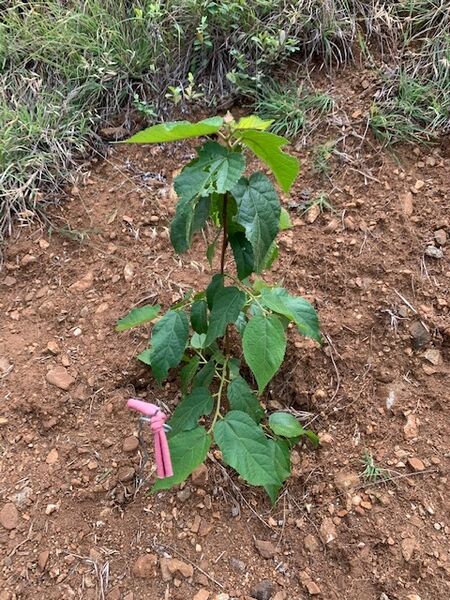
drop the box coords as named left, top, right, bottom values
left=1, top=71, right=449, bottom=600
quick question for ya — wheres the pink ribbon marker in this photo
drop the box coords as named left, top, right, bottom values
left=127, top=398, right=173, bottom=479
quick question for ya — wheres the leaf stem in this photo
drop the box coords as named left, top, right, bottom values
left=208, top=361, right=228, bottom=433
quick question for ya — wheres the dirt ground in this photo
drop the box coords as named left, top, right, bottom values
left=1, top=71, right=449, bottom=600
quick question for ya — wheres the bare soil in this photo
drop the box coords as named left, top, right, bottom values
left=1, top=72, right=449, bottom=600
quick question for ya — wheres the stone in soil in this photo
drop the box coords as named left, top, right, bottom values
left=409, top=320, right=431, bottom=350
left=132, top=554, right=157, bottom=578
left=191, top=463, right=208, bottom=486
left=117, top=466, right=135, bottom=482
left=318, top=432, right=333, bottom=446
left=46, top=367, right=75, bottom=390
left=166, top=558, right=194, bottom=578
left=0, top=503, right=19, bottom=530
left=408, top=457, right=425, bottom=472
left=401, top=191, right=413, bottom=216
left=250, top=580, right=275, bottom=600
left=254, top=539, right=277, bottom=559
left=299, top=571, right=321, bottom=596
left=46, top=448, right=59, bottom=465
left=122, top=436, right=139, bottom=453
left=423, top=348, right=442, bottom=366
left=193, top=591, right=210, bottom=600
left=69, top=270, right=94, bottom=292
left=424, top=245, right=443, bottom=259
left=229, top=557, right=246, bottom=573
left=403, top=414, right=419, bottom=440
left=303, top=534, right=319, bottom=553
left=319, top=518, right=337, bottom=545
left=305, top=204, right=320, bottom=224
left=401, top=537, right=417, bottom=562
left=434, top=229, right=447, bottom=246
left=334, top=470, right=360, bottom=493
left=37, top=550, right=50, bottom=571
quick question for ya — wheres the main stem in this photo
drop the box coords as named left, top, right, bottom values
left=220, top=193, right=230, bottom=357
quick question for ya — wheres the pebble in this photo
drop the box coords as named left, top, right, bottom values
left=303, top=534, right=319, bottom=553
left=230, top=557, right=246, bottom=573
left=0, top=503, right=19, bottom=530
left=324, top=218, right=339, bottom=233
left=3, top=276, right=16, bottom=287
left=408, top=457, right=425, bottom=472
left=334, top=470, right=360, bottom=493
left=425, top=245, right=443, bottom=259
left=166, top=558, right=194, bottom=578
left=318, top=432, right=333, bottom=446
left=193, top=591, right=210, bottom=600
left=254, top=539, right=277, bottom=559
left=117, top=466, right=135, bottom=482
left=45, top=503, right=59, bottom=515
left=0, top=358, right=11, bottom=374
left=46, top=341, right=60, bottom=355
left=177, top=487, right=191, bottom=502
left=250, top=580, right=275, bottom=600
left=401, top=537, right=416, bottom=562
left=406, top=595, right=421, bottom=600
left=37, top=550, right=50, bottom=571
left=123, top=263, right=135, bottom=282
left=191, top=463, right=208, bottom=486
left=401, top=192, right=413, bottom=216
left=21, top=254, right=37, bottom=266
left=132, top=554, right=157, bottom=578
left=409, top=321, right=431, bottom=350
left=122, top=436, right=139, bottom=453
left=46, top=367, right=75, bottom=390
left=403, top=414, right=418, bottom=440
left=69, top=271, right=94, bottom=292
left=272, top=593, right=287, bottom=600
left=423, top=348, right=442, bottom=366
left=319, top=518, right=337, bottom=544
left=299, top=571, right=321, bottom=596
left=434, top=229, right=447, bottom=246
left=305, top=204, right=320, bottom=224
left=46, top=448, right=59, bottom=465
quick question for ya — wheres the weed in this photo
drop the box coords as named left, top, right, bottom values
left=301, top=193, right=336, bottom=215
left=313, top=141, right=336, bottom=175
left=361, top=450, right=390, bottom=483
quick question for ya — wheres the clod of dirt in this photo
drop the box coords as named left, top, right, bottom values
left=0, top=357, right=11, bottom=375
left=177, top=487, right=192, bottom=502
left=303, top=534, right=320, bottom=553
left=250, top=579, right=275, bottom=600
left=166, top=558, right=194, bottom=578
left=318, top=432, right=334, bottom=446
left=12, top=486, right=33, bottom=509
left=424, top=245, right=443, bottom=259
left=299, top=571, right=321, bottom=596
left=434, top=229, right=447, bottom=246
left=132, top=554, right=158, bottom=578
left=319, top=518, right=337, bottom=545
left=117, top=466, right=135, bottom=482
left=45, top=448, right=59, bottom=465
left=122, top=436, right=139, bottom=453
left=401, top=537, right=417, bottom=562
left=408, top=321, right=431, bottom=350
left=46, top=367, right=75, bottom=390
left=407, top=457, right=425, bottom=472
left=324, top=218, right=339, bottom=233
left=423, top=348, right=442, bottom=366
left=191, top=463, right=208, bottom=486
left=0, top=503, right=19, bottom=530
left=334, top=470, right=360, bottom=493
left=403, top=414, right=419, bottom=440
left=305, top=204, right=320, bottom=224
left=229, top=557, right=246, bottom=573
left=193, top=590, right=210, bottom=600
left=400, top=192, right=413, bottom=216
left=37, top=550, right=50, bottom=571
left=272, top=593, right=287, bottom=600
left=69, top=270, right=94, bottom=292
left=254, top=539, right=277, bottom=559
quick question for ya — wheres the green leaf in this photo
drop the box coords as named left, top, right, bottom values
left=234, top=311, right=247, bottom=336
left=260, top=241, right=279, bottom=271
left=115, top=304, right=160, bottom=332
left=191, top=300, right=208, bottom=334
left=279, top=207, right=292, bottom=230
left=268, top=412, right=304, bottom=438
left=206, top=241, right=217, bottom=267
left=232, top=115, right=274, bottom=131
left=180, top=356, right=200, bottom=394
left=175, top=142, right=245, bottom=201
left=305, top=430, right=320, bottom=447
left=243, top=314, right=286, bottom=393
left=124, top=117, right=223, bottom=144
left=260, top=288, right=321, bottom=342
left=238, top=130, right=299, bottom=193
left=263, top=439, right=291, bottom=503
left=204, top=286, right=246, bottom=346
left=206, top=274, right=224, bottom=309
left=229, top=232, right=255, bottom=280
left=170, top=195, right=209, bottom=253
left=149, top=310, right=189, bottom=383
left=152, top=427, right=211, bottom=491
left=214, top=411, right=280, bottom=487
left=169, top=388, right=214, bottom=435
left=227, top=376, right=264, bottom=423
left=193, top=359, right=216, bottom=389
left=232, top=173, right=281, bottom=272
left=137, top=348, right=152, bottom=365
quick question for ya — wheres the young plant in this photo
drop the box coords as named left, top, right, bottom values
left=116, top=114, right=321, bottom=503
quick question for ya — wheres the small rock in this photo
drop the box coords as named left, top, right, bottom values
left=177, top=487, right=191, bottom=502
left=250, top=580, right=275, bottom=600
left=401, top=537, right=416, bottom=562
left=408, top=457, right=425, bottom=472
left=403, top=414, right=418, bottom=440
left=123, top=263, right=135, bottom=282
left=334, top=470, right=360, bottom=493
left=425, top=245, right=443, bottom=259
left=272, top=593, right=287, bottom=600
left=423, top=348, right=442, bottom=366
left=305, top=204, right=320, bottom=224
left=117, top=466, right=135, bottom=482
left=45, top=503, right=59, bottom=515
left=254, top=539, right=277, bottom=559
left=159, top=558, right=172, bottom=582
left=324, top=218, right=339, bottom=233
left=167, top=558, right=194, bottom=578
left=409, top=321, right=431, bottom=350
left=46, top=367, right=75, bottom=390
left=123, top=436, right=139, bottom=453
left=3, top=276, right=16, bottom=287
left=21, top=254, right=37, bottom=266
left=299, top=571, right=321, bottom=596
left=191, top=463, right=208, bottom=486
left=193, top=591, right=210, bottom=600
left=12, top=486, right=33, bottom=509
left=406, top=595, right=421, bottom=600
left=69, top=271, right=94, bottom=292
left=198, top=519, right=213, bottom=537
left=132, top=554, right=157, bottom=578
left=46, top=448, right=59, bottom=465
left=434, top=229, right=447, bottom=246
left=39, top=238, right=50, bottom=250
left=46, top=341, right=60, bottom=355
left=0, top=417, right=9, bottom=426
left=107, top=588, right=121, bottom=600
left=99, top=126, right=128, bottom=140
left=37, top=550, right=50, bottom=571
left=319, top=518, right=337, bottom=544
left=230, top=557, right=246, bottom=573
left=303, top=534, right=319, bottom=553
left=0, top=358, right=11, bottom=374
left=401, top=192, right=413, bottom=216
left=0, top=503, right=19, bottom=530
left=318, top=432, right=333, bottom=446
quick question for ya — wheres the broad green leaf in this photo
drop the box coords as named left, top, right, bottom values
left=279, top=207, right=292, bottom=230
left=260, top=241, right=279, bottom=271
left=180, top=356, right=200, bottom=394
left=149, top=310, right=189, bottom=383
left=269, top=412, right=304, bottom=438
left=204, top=286, right=246, bottom=346
left=214, top=411, right=280, bottom=487
left=232, top=115, right=274, bottom=131
left=193, top=359, right=216, bottom=389
left=227, top=376, right=264, bottom=423
left=152, top=427, right=211, bottom=491
left=115, top=304, right=160, bottom=332
left=260, top=288, right=321, bottom=342
left=206, top=241, right=217, bottom=267
left=191, top=300, right=208, bottom=334
left=234, top=311, right=247, bottom=336
left=243, top=314, right=286, bottom=393
left=169, top=388, right=214, bottom=435
left=232, top=173, right=281, bottom=272
left=170, top=195, right=209, bottom=253
left=206, top=274, right=224, bottom=309
left=238, top=129, right=299, bottom=193
left=263, top=439, right=291, bottom=503
left=124, top=117, right=223, bottom=144
left=190, top=332, right=206, bottom=349
left=229, top=232, right=255, bottom=280
left=137, top=348, right=152, bottom=365
left=175, top=142, right=245, bottom=201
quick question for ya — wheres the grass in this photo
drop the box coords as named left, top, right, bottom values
left=361, top=451, right=390, bottom=483
left=1, top=0, right=450, bottom=243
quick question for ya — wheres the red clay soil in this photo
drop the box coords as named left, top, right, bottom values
left=1, top=80, right=449, bottom=600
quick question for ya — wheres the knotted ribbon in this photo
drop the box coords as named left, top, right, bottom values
left=127, top=398, right=173, bottom=479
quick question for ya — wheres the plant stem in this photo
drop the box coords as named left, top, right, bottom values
left=208, top=361, right=228, bottom=433
left=220, top=193, right=228, bottom=275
